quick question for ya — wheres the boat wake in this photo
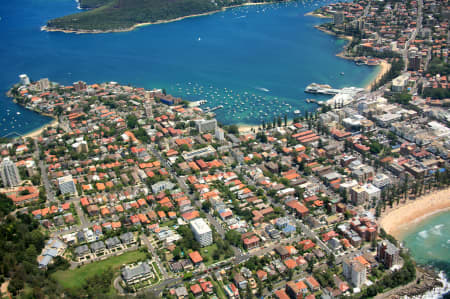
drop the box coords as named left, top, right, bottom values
left=255, top=87, right=270, bottom=92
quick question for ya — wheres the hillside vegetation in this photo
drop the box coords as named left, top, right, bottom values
left=78, top=0, right=111, bottom=9
left=46, top=0, right=278, bottom=32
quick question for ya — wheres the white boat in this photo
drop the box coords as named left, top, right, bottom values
left=294, top=110, right=301, bottom=114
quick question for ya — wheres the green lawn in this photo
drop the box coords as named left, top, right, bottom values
left=200, top=244, right=219, bottom=266
left=212, top=280, right=227, bottom=299
left=160, top=219, right=177, bottom=228
left=200, top=243, right=231, bottom=266
left=52, top=250, right=147, bottom=291
left=151, top=261, right=162, bottom=278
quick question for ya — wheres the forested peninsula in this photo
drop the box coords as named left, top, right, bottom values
left=44, top=0, right=282, bottom=33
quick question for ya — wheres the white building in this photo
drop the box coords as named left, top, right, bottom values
left=391, top=74, right=410, bottom=92
left=72, top=141, right=89, bottom=153
left=151, top=180, right=175, bottom=194
left=342, top=114, right=365, bottom=131
left=215, top=127, right=225, bottom=142
left=364, top=183, right=381, bottom=201
left=350, top=183, right=380, bottom=205
left=181, top=145, right=216, bottom=161
left=0, top=157, right=21, bottom=187
left=19, top=74, right=30, bottom=86
left=372, top=173, right=391, bottom=189
left=343, top=258, right=366, bottom=288
left=339, top=179, right=358, bottom=192
left=196, top=119, right=217, bottom=133
left=58, top=175, right=77, bottom=195
left=190, top=218, right=213, bottom=247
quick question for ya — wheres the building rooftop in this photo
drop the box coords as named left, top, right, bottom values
left=190, top=218, right=212, bottom=234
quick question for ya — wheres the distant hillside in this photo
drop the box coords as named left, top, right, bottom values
left=78, top=0, right=111, bottom=9
left=46, top=0, right=278, bottom=32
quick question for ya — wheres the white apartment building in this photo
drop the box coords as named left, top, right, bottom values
left=190, top=218, right=213, bottom=247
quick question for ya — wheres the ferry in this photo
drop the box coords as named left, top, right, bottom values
left=294, top=110, right=301, bottom=115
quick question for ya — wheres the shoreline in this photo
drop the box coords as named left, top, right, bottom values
left=364, top=60, right=391, bottom=91
left=313, top=24, right=391, bottom=92
left=379, top=188, right=450, bottom=239
left=22, top=118, right=58, bottom=139
left=4, top=90, right=58, bottom=139
left=41, top=2, right=277, bottom=34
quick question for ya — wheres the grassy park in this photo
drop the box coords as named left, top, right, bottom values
left=52, top=250, right=147, bottom=291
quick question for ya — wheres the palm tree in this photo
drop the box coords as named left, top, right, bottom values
left=403, top=175, right=409, bottom=201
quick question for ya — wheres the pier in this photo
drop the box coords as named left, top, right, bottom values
left=305, top=83, right=366, bottom=107
left=204, top=105, right=223, bottom=113
left=188, top=100, right=207, bottom=107
left=305, top=83, right=365, bottom=96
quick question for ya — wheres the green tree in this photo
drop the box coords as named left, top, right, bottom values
left=225, top=230, right=242, bottom=247
left=126, top=114, right=138, bottom=129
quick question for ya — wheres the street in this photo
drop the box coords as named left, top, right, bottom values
left=141, top=234, right=169, bottom=280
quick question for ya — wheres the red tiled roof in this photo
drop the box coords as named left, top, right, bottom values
left=189, top=251, right=203, bottom=264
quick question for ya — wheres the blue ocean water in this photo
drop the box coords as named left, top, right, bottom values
left=402, top=211, right=450, bottom=277
left=0, top=0, right=378, bottom=136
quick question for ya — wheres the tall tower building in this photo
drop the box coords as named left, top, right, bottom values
left=73, top=81, right=87, bottom=92
left=38, top=78, right=50, bottom=91
left=0, top=157, right=21, bottom=187
left=333, top=11, right=345, bottom=25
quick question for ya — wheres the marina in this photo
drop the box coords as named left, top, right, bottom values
left=169, top=81, right=313, bottom=125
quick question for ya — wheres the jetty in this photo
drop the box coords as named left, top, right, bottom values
left=188, top=100, right=207, bottom=107
left=305, top=83, right=365, bottom=96
left=204, top=105, right=223, bottom=113
left=305, top=83, right=366, bottom=107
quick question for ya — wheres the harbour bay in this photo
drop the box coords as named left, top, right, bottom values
left=0, top=0, right=378, bottom=137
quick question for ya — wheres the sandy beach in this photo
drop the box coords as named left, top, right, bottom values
left=304, top=11, right=331, bottom=19
left=365, top=60, right=391, bottom=91
left=22, top=118, right=58, bottom=139
left=379, top=188, right=450, bottom=239
left=238, top=124, right=260, bottom=133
